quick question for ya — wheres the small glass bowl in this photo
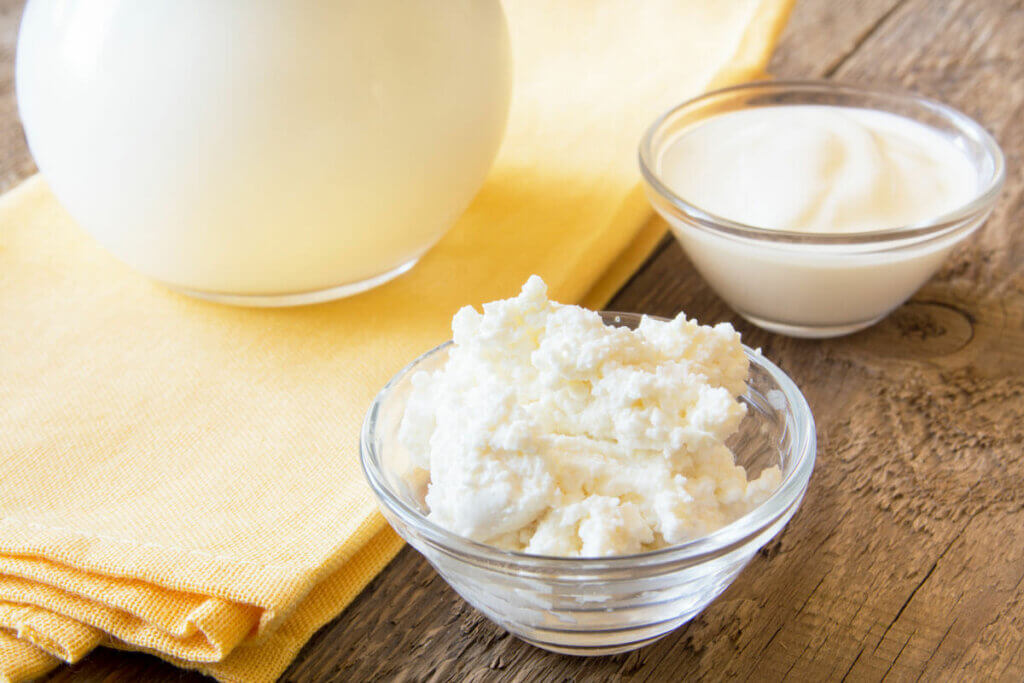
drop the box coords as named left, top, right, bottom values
left=360, top=312, right=816, bottom=656
left=640, top=80, right=1005, bottom=338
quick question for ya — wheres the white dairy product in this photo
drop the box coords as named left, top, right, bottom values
left=16, top=0, right=510, bottom=299
left=658, top=105, right=977, bottom=233
left=647, top=102, right=989, bottom=337
left=669, top=225, right=962, bottom=335
left=398, top=276, right=780, bottom=558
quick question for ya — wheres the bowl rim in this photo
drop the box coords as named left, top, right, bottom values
left=360, top=311, right=817, bottom=571
left=638, top=79, right=1006, bottom=247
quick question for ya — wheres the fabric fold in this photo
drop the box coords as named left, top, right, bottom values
left=0, top=1, right=793, bottom=680
left=0, top=629, right=60, bottom=682
left=0, top=601, right=102, bottom=663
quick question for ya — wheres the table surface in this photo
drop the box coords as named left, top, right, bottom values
left=4, top=0, right=1022, bottom=680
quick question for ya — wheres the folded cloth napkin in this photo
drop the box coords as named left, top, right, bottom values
left=0, top=0, right=792, bottom=679
left=0, top=629, right=58, bottom=681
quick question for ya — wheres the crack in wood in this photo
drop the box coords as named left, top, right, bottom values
left=796, top=574, right=828, bottom=615
left=882, top=629, right=915, bottom=681
left=823, top=0, right=909, bottom=77
left=874, top=533, right=960, bottom=653
left=841, top=647, right=866, bottom=682
left=758, top=622, right=786, bottom=658
left=916, top=617, right=958, bottom=682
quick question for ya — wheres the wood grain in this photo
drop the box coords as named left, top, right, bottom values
left=7, top=0, right=1022, bottom=680
left=0, top=0, right=33, bottom=191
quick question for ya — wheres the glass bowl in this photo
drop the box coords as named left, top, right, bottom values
left=640, top=80, right=1005, bottom=338
left=360, top=312, right=816, bottom=656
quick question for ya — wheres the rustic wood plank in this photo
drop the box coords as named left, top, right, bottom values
left=11, top=0, right=1021, bottom=681
left=0, top=0, right=34, bottom=192
left=768, top=0, right=907, bottom=79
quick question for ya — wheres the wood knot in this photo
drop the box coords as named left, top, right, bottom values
left=853, top=300, right=974, bottom=358
left=758, top=538, right=783, bottom=559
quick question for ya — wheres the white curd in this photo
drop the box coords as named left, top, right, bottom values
left=398, top=276, right=780, bottom=558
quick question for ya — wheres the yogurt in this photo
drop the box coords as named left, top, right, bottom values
left=658, top=106, right=977, bottom=234
left=641, top=85, right=1001, bottom=338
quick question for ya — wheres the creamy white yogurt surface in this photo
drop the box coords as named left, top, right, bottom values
left=659, top=105, right=977, bottom=233
left=647, top=102, right=988, bottom=337
left=398, top=276, right=780, bottom=558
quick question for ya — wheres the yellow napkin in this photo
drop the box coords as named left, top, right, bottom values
left=0, top=0, right=792, bottom=679
left=0, top=629, right=59, bottom=682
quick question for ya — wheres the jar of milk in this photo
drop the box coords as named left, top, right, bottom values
left=16, top=1, right=511, bottom=305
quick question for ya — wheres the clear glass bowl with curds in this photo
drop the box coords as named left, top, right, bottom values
left=360, top=312, right=816, bottom=656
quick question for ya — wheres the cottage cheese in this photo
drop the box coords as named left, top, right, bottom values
left=398, top=276, right=781, bottom=557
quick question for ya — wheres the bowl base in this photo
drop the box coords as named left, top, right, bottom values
left=167, top=256, right=419, bottom=307
left=515, top=631, right=670, bottom=656
left=739, top=311, right=887, bottom=338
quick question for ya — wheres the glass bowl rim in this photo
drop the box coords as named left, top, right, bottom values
left=638, top=79, right=1006, bottom=247
left=360, top=311, right=816, bottom=571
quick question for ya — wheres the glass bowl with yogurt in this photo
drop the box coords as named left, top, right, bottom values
left=640, top=80, right=1005, bottom=338
left=360, top=295, right=815, bottom=656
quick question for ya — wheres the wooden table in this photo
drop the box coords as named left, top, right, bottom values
left=5, top=0, right=1021, bottom=680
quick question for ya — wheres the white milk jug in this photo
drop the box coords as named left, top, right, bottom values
left=17, top=1, right=511, bottom=305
